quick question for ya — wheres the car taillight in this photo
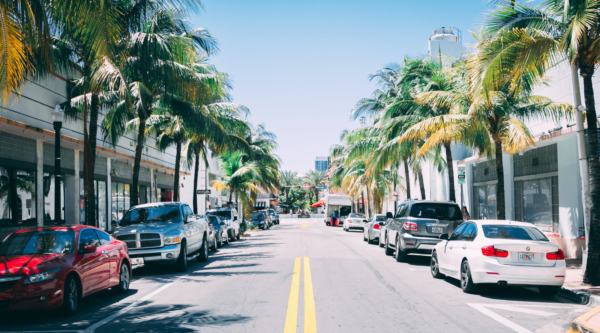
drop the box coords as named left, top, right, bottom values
left=373, top=224, right=380, bottom=230
left=546, top=249, right=565, bottom=260
left=347, top=219, right=351, bottom=223
left=403, top=222, right=417, bottom=231
left=481, top=246, right=509, bottom=258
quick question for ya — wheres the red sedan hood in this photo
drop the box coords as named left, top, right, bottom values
left=0, top=254, right=62, bottom=276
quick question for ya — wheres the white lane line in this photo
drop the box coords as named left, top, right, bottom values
left=480, top=304, right=558, bottom=317
left=469, top=304, right=534, bottom=333
left=468, top=303, right=573, bottom=333
left=84, top=282, right=174, bottom=333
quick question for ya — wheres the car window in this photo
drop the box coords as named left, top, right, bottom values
left=207, top=210, right=232, bottom=220
left=121, top=206, right=181, bottom=225
left=79, top=228, right=100, bottom=249
left=482, top=225, right=549, bottom=241
left=459, top=223, right=477, bottom=241
left=183, top=205, right=196, bottom=222
left=408, top=203, right=463, bottom=220
left=94, top=230, right=112, bottom=246
left=449, top=223, right=467, bottom=241
left=395, top=204, right=409, bottom=218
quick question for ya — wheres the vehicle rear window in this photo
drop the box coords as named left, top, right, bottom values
left=0, top=230, right=75, bottom=255
left=409, top=204, right=463, bottom=220
left=482, top=225, right=548, bottom=241
left=375, top=216, right=387, bottom=221
left=207, top=210, right=231, bottom=220
left=251, top=213, right=265, bottom=220
left=349, top=213, right=365, bottom=218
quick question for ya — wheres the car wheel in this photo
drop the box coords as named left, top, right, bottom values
left=175, top=243, right=188, bottom=272
left=237, top=231, right=241, bottom=240
left=217, top=233, right=223, bottom=248
left=385, top=236, right=394, bottom=256
left=368, top=234, right=375, bottom=244
left=460, top=260, right=478, bottom=294
left=224, top=233, right=229, bottom=245
left=538, top=286, right=561, bottom=297
left=379, top=234, right=385, bottom=248
left=113, top=262, right=131, bottom=294
left=210, top=236, right=217, bottom=251
left=363, top=232, right=367, bottom=241
left=430, top=252, right=444, bottom=279
left=395, top=237, right=407, bottom=262
left=61, top=276, right=79, bottom=316
left=198, top=237, right=209, bottom=262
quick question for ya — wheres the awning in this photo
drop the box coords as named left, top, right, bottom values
left=310, top=200, right=326, bottom=208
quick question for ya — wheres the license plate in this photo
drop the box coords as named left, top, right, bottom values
left=518, top=253, right=534, bottom=261
left=131, top=258, right=144, bottom=265
left=431, top=227, right=443, bottom=233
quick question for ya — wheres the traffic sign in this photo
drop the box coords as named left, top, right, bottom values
left=316, top=185, right=328, bottom=190
left=458, top=170, right=466, bottom=184
left=196, top=189, right=211, bottom=195
left=302, top=184, right=309, bottom=190
left=392, top=192, right=398, bottom=200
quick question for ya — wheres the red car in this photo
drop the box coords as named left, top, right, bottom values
left=0, top=226, right=131, bottom=315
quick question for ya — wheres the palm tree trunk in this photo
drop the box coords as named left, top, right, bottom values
left=85, top=93, right=99, bottom=226
left=444, top=142, right=456, bottom=203
left=131, top=116, right=146, bottom=208
left=229, top=187, right=234, bottom=204
left=417, top=169, right=426, bottom=200
left=192, top=147, right=200, bottom=214
left=173, top=139, right=182, bottom=202
left=404, top=159, right=411, bottom=199
left=581, top=72, right=600, bottom=286
left=494, top=139, right=506, bottom=220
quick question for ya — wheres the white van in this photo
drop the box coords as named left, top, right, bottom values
left=323, top=195, right=353, bottom=226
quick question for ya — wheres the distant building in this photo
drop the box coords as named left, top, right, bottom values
left=315, top=157, right=329, bottom=172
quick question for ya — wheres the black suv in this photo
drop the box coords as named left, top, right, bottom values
left=384, top=200, right=464, bottom=262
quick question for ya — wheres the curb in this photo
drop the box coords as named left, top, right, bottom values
left=568, top=305, right=600, bottom=333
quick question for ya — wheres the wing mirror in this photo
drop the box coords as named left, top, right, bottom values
left=439, top=234, right=449, bottom=240
left=386, top=212, right=393, bottom=218
left=83, top=244, right=97, bottom=254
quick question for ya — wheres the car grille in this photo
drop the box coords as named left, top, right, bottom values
left=129, top=253, right=162, bottom=258
left=140, top=233, right=160, bottom=240
left=140, top=240, right=161, bottom=248
left=117, top=234, right=136, bottom=241
left=117, top=233, right=162, bottom=249
left=0, top=277, right=20, bottom=292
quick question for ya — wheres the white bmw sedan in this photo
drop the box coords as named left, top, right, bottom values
left=430, top=220, right=566, bottom=296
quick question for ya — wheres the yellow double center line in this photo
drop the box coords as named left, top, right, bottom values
left=301, top=222, right=307, bottom=229
left=284, top=257, right=317, bottom=333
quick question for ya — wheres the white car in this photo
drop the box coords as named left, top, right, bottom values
left=430, top=220, right=566, bottom=296
left=343, top=213, right=368, bottom=231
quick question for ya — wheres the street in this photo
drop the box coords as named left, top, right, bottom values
left=1, top=218, right=596, bottom=333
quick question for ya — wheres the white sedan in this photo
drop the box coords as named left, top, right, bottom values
left=430, top=220, right=566, bottom=296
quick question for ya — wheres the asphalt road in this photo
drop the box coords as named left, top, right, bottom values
left=1, top=218, right=597, bottom=333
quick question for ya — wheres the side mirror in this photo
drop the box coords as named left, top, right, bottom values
left=439, top=234, right=449, bottom=240
left=379, top=221, right=386, bottom=226
left=184, top=215, right=191, bottom=223
left=386, top=212, right=393, bottom=218
left=83, top=244, right=97, bottom=254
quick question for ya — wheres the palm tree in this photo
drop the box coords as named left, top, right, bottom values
left=279, top=170, right=298, bottom=209
left=212, top=151, right=262, bottom=209
left=303, top=170, right=327, bottom=202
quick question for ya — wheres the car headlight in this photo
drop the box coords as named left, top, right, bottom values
left=23, top=268, right=61, bottom=285
left=164, top=236, right=180, bottom=245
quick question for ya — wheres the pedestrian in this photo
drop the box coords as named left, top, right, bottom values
left=462, top=206, right=470, bottom=220
left=331, top=210, right=338, bottom=227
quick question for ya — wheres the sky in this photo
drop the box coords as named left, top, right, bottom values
left=192, top=0, right=490, bottom=175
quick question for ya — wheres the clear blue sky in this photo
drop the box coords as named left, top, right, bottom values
left=192, top=0, right=489, bottom=175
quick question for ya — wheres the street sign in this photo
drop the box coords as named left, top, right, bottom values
left=458, top=170, right=466, bottom=184
left=196, top=189, right=211, bottom=195
left=302, top=184, right=309, bottom=190
left=316, top=185, right=328, bottom=190
left=392, top=192, right=398, bottom=200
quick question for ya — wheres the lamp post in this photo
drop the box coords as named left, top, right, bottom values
left=52, top=105, right=64, bottom=224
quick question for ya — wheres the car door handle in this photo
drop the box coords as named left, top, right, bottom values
left=462, top=245, right=466, bottom=250
left=449, top=245, right=453, bottom=249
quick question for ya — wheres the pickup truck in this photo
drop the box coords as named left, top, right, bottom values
left=207, top=208, right=241, bottom=241
left=113, top=202, right=210, bottom=272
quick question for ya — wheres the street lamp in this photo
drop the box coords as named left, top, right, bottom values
left=52, top=105, right=64, bottom=224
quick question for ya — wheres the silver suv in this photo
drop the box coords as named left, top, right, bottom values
left=113, top=202, right=210, bottom=272
left=384, top=200, right=464, bottom=262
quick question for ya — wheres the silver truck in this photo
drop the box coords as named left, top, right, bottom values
left=113, top=202, right=210, bottom=272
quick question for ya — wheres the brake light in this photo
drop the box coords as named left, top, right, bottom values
left=403, top=222, right=417, bottom=231
left=373, top=224, right=380, bottom=230
left=481, top=246, right=509, bottom=258
left=347, top=219, right=352, bottom=223
left=546, top=249, right=565, bottom=260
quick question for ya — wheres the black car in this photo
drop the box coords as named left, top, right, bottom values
left=250, top=211, right=270, bottom=230
left=207, top=214, right=229, bottom=248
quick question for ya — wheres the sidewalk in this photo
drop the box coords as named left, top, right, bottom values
left=565, top=259, right=600, bottom=333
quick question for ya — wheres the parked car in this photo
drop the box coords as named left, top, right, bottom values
left=250, top=211, right=270, bottom=230
left=113, top=203, right=210, bottom=273
left=385, top=200, right=464, bottom=262
left=258, top=210, right=273, bottom=228
left=206, top=215, right=229, bottom=248
left=207, top=208, right=241, bottom=241
left=363, top=214, right=388, bottom=244
left=268, top=209, right=280, bottom=225
left=343, top=213, right=368, bottom=231
left=0, top=226, right=131, bottom=315
left=430, top=220, right=565, bottom=296
left=379, top=212, right=393, bottom=248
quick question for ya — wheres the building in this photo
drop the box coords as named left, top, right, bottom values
left=0, top=74, right=181, bottom=239
left=315, top=156, right=329, bottom=172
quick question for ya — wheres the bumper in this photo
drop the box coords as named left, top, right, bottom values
left=128, top=244, right=181, bottom=265
left=0, top=277, right=65, bottom=311
left=371, top=230, right=381, bottom=239
left=400, top=234, right=441, bottom=253
left=346, top=222, right=365, bottom=230
left=471, top=258, right=566, bottom=286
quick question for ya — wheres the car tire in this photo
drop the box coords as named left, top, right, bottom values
left=237, top=231, right=241, bottom=240
left=368, top=234, right=375, bottom=244
left=395, top=237, right=407, bottom=262
left=175, top=243, right=188, bottom=272
left=61, top=275, right=79, bottom=316
left=538, top=286, right=561, bottom=297
left=224, top=234, right=229, bottom=245
left=430, top=252, right=444, bottom=279
left=198, top=236, right=209, bottom=262
left=363, top=233, right=367, bottom=241
left=217, top=233, right=223, bottom=248
left=460, top=260, right=478, bottom=294
left=385, top=236, right=394, bottom=256
left=112, top=262, right=131, bottom=294
left=211, top=236, right=217, bottom=251
left=379, top=233, right=385, bottom=248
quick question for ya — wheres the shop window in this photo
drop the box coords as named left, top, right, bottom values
left=78, top=179, right=107, bottom=229
left=473, top=184, right=497, bottom=220
left=0, top=167, right=36, bottom=224
left=514, top=177, right=558, bottom=232
left=44, top=173, right=65, bottom=223
left=111, top=182, right=131, bottom=224
left=161, top=189, right=173, bottom=202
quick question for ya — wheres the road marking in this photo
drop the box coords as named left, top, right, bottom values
left=284, top=257, right=301, bottom=333
left=468, top=303, right=572, bottom=333
left=303, top=257, right=317, bottom=333
left=302, top=222, right=307, bottom=229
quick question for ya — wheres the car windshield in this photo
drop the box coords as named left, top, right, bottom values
left=349, top=213, right=365, bottom=218
left=208, top=211, right=231, bottom=219
left=120, top=206, right=181, bottom=226
left=251, top=213, right=265, bottom=220
left=482, top=225, right=549, bottom=241
left=409, top=204, right=463, bottom=220
left=375, top=216, right=387, bottom=221
left=0, top=230, right=75, bottom=256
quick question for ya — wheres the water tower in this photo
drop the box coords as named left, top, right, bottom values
left=428, top=27, right=466, bottom=66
